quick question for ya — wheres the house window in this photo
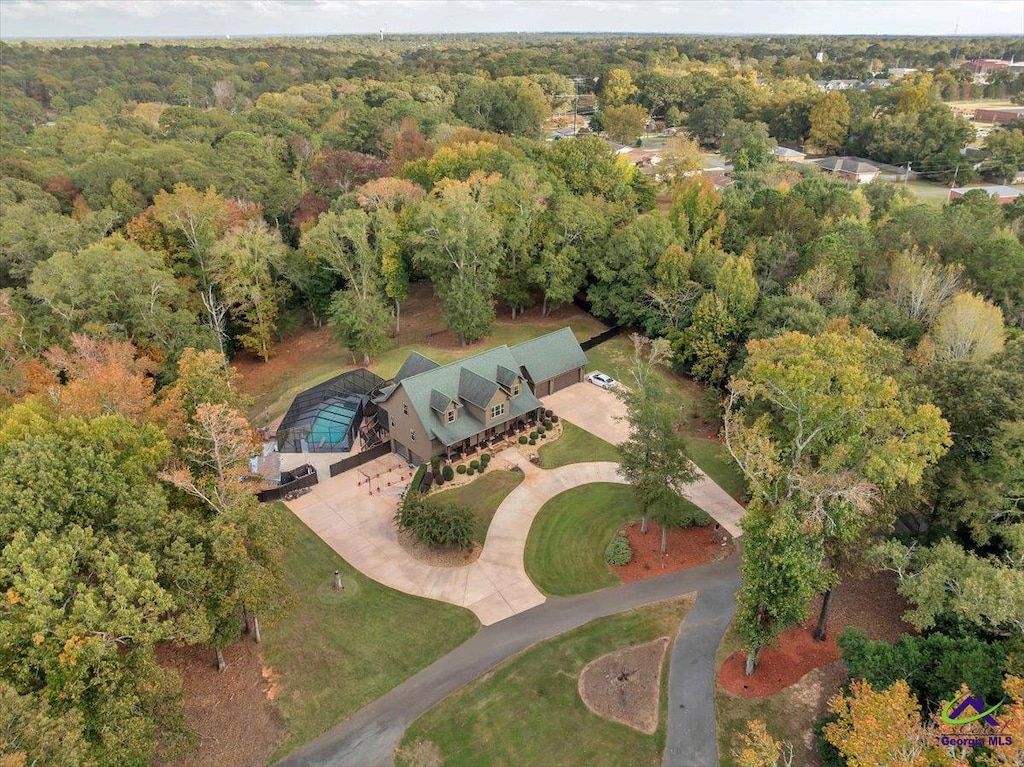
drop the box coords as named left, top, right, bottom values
left=410, top=429, right=415, bottom=441
left=511, top=383, right=520, bottom=397
left=446, top=408, right=456, bottom=423
left=403, top=404, right=408, bottom=415
left=490, top=403, right=505, bottom=419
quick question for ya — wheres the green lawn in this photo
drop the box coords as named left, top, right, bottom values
left=688, top=437, right=747, bottom=500
left=538, top=419, right=621, bottom=469
left=262, top=507, right=479, bottom=759
left=395, top=597, right=692, bottom=767
left=431, top=469, right=523, bottom=543
left=525, top=483, right=639, bottom=596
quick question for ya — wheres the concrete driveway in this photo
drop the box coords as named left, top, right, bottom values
left=543, top=383, right=747, bottom=538
left=286, top=450, right=625, bottom=626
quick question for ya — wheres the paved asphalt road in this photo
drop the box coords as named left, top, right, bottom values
left=275, top=553, right=741, bottom=767
left=662, top=560, right=740, bottom=767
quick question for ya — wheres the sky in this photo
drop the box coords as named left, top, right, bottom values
left=0, top=0, right=1022, bottom=39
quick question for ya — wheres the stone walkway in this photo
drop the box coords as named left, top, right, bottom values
left=285, top=450, right=625, bottom=625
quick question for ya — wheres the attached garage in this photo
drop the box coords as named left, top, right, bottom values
left=511, top=328, right=589, bottom=399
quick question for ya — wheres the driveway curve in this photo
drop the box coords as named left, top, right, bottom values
left=274, top=553, right=740, bottom=767
left=285, top=450, right=625, bottom=625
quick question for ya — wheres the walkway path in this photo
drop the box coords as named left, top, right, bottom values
left=286, top=450, right=625, bottom=625
left=275, top=554, right=740, bottom=767
left=543, top=386, right=747, bottom=537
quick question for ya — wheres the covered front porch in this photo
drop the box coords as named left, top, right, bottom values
left=442, top=407, right=544, bottom=462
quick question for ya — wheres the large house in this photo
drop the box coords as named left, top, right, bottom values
left=374, top=328, right=588, bottom=465
left=949, top=185, right=1022, bottom=204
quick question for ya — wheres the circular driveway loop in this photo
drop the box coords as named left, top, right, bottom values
left=285, top=449, right=625, bottom=625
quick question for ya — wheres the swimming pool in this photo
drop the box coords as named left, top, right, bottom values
left=308, top=397, right=361, bottom=449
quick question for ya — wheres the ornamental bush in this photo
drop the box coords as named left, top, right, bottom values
left=467, top=467, right=475, bottom=476
left=480, top=453, right=490, bottom=464
left=529, top=438, right=536, bottom=446
left=604, top=533, right=632, bottom=566
left=422, top=471, right=434, bottom=491
left=551, top=415, right=559, bottom=423
left=529, top=430, right=538, bottom=439
left=542, top=419, right=552, bottom=429
left=544, top=409, right=553, bottom=418
left=457, top=464, right=467, bottom=475
left=412, top=464, right=427, bottom=491
left=519, top=435, right=528, bottom=444
left=430, top=456, right=441, bottom=474
left=470, top=459, right=480, bottom=471
left=442, top=465, right=454, bottom=481
left=394, top=494, right=473, bottom=549
left=537, top=425, right=546, bottom=434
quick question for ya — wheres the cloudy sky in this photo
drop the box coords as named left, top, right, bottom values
left=1, top=0, right=1022, bottom=38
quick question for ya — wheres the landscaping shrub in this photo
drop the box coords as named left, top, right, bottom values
left=393, top=493, right=473, bottom=549
left=678, top=504, right=711, bottom=528
left=430, top=456, right=441, bottom=475
left=422, top=471, right=434, bottom=491
left=537, top=425, right=546, bottom=434
left=529, top=430, right=538, bottom=439
left=480, top=453, right=490, bottom=465
left=542, top=419, right=552, bottom=429
left=478, top=462, right=487, bottom=473
left=467, top=467, right=475, bottom=476
left=519, top=435, right=528, bottom=444
left=550, top=414, right=559, bottom=423
left=456, top=464, right=467, bottom=474
left=442, top=465, right=454, bottom=481
left=529, top=438, right=536, bottom=446
left=604, top=533, right=632, bottom=566
left=411, top=464, right=427, bottom=493
left=470, top=459, right=480, bottom=471
left=435, top=476, right=444, bottom=487
left=544, top=409, right=553, bottom=418
left=539, top=432, right=546, bottom=439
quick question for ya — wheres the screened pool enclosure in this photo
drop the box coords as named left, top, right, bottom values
left=276, top=368, right=386, bottom=453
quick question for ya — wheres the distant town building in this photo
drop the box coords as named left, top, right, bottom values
left=963, top=59, right=1010, bottom=75
left=974, top=107, right=1024, bottom=125
left=888, top=67, right=918, bottom=79
left=813, top=79, right=862, bottom=92
left=814, top=156, right=881, bottom=184
left=949, top=185, right=1022, bottom=204
left=772, top=146, right=806, bottom=163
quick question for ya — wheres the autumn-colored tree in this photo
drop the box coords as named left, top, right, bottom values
left=384, top=116, right=435, bottom=171
left=807, top=92, right=851, bottom=154
left=602, top=104, right=649, bottom=144
left=733, top=720, right=793, bottom=767
left=356, top=177, right=425, bottom=212
left=659, top=133, right=705, bottom=181
left=726, top=324, right=950, bottom=661
left=886, top=250, right=962, bottom=324
left=310, top=148, right=389, bottom=197
left=211, top=220, right=290, bottom=361
left=824, top=679, right=938, bottom=767
left=917, top=292, right=1005, bottom=364
left=601, top=68, right=638, bottom=108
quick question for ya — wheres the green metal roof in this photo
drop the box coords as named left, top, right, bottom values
left=382, top=327, right=586, bottom=443
left=510, top=327, right=589, bottom=384
left=394, top=351, right=440, bottom=382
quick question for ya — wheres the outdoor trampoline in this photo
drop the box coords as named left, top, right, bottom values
left=276, top=368, right=386, bottom=453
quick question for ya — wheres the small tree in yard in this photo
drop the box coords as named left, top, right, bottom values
left=616, top=334, right=697, bottom=538
left=394, top=493, right=474, bottom=548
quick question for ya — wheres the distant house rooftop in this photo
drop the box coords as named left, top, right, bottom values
left=772, top=146, right=806, bottom=160
left=950, top=185, right=1022, bottom=202
left=814, top=156, right=880, bottom=175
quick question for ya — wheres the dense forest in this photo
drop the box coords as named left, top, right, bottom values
left=1, top=33, right=1023, bottom=765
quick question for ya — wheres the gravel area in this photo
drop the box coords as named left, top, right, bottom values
left=578, top=636, right=670, bottom=734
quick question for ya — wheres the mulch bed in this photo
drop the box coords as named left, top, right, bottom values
left=578, top=637, right=671, bottom=734
left=719, top=569, right=916, bottom=698
left=154, top=639, right=286, bottom=767
left=613, top=521, right=735, bottom=584
left=396, top=528, right=482, bottom=567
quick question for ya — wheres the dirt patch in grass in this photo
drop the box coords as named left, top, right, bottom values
left=397, top=528, right=482, bottom=567
left=614, top=521, right=735, bottom=584
left=718, top=569, right=915, bottom=698
left=394, top=739, right=444, bottom=767
left=578, top=637, right=670, bottom=734
left=155, top=639, right=286, bottom=767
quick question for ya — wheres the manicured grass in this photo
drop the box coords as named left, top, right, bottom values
left=431, top=469, right=523, bottom=543
left=538, top=419, right=621, bottom=469
left=525, top=483, right=639, bottom=596
left=395, top=597, right=692, bottom=767
left=688, top=438, right=747, bottom=500
left=263, top=507, right=479, bottom=760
